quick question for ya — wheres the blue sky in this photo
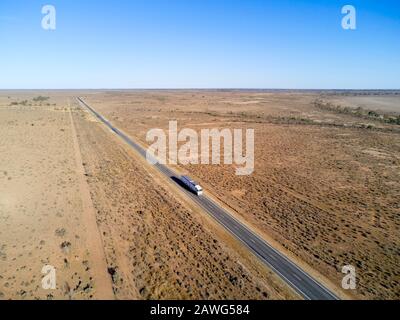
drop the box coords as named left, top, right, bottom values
left=0, top=0, right=399, bottom=89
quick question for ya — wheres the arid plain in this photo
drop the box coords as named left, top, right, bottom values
left=82, top=90, right=400, bottom=300
left=0, top=91, right=294, bottom=300
left=0, top=90, right=399, bottom=300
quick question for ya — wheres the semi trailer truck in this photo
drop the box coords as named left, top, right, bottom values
left=181, top=176, right=203, bottom=196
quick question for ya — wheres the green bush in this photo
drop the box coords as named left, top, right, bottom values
left=33, top=96, right=50, bottom=102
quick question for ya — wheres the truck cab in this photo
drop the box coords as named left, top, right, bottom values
left=194, top=184, right=203, bottom=196
left=181, top=175, right=203, bottom=196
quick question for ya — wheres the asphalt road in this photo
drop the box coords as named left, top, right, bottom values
left=77, top=97, right=339, bottom=300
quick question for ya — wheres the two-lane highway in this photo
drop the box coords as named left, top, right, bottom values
left=77, top=97, right=339, bottom=300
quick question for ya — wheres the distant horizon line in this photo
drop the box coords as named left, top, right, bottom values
left=1, top=88, right=399, bottom=91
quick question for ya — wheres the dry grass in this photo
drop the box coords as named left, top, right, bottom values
left=72, top=104, right=293, bottom=299
left=82, top=90, right=400, bottom=299
left=0, top=93, right=108, bottom=299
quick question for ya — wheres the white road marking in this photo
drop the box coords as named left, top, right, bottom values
left=293, top=273, right=303, bottom=282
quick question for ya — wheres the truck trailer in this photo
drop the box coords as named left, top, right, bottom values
left=181, top=176, right=203, bottom=196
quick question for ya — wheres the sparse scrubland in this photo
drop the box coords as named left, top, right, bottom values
left=82, top=90, right=400, bottom=299
left=71, top=104, right=293, bottom=299
left=0, top=92, right=294, bottom=300
left=0, top=93, right=109, bottom=299
left=0, top=90, right=399, bottom=300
